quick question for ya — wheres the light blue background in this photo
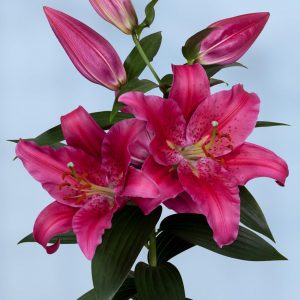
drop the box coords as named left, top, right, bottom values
left=1, top=1, right=299, bottom=299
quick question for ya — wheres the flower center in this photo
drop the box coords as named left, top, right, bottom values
left=181, top=121, right=221, bottom=161
left=59, top=162, right=115, bottom=205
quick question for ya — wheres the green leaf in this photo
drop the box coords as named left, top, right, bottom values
left=78, top=275, right=137, bottom=300
left=92, top=206, right=162, bottom=300
left=160, top=214, right=287, bottom=261
left=204, top=62, right=246, bottom=78
left=10, top=111, right=132, bottom=147
left=113, top=276, right=137, bottom=300
left=119, top=78, right=158, bottom=94
left=255, top=121, right=290, bottom=128
left=210, top=78, right=227, bottom=87
left=182, top=28, right=215, bottom=62
left=240, top=186, right=275, bottom=242
left=136, top=0, right=159, bottom=35
left=156, top=231, right=194, bottom=264
left=124, top=32, right=162, bottom=80
left=18, top=231, right=76, bottom=245
left=77, top=289, right=97, bottom=300
left=135, top=262, right=185, bottom=300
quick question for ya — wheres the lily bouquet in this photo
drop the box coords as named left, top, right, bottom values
left=14, top=1, right=289, bottom=299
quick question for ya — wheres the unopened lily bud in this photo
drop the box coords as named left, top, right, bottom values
left=44, top=6, right=127, bottom=90
left=198, top=12, right=270, bottom=65
left=89, top=0, right=138, bottom=34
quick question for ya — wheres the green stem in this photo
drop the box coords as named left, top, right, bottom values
left=148, top=230, right=157, bottom=267
left=132, top=33, right=161, bottom=84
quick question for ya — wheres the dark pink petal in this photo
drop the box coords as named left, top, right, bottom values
left=72, top=198, right=117, bottom=260
left=121, top=166, right=159, bottom=198
left=119, top=93, right=186, bottom=165
left=199, top=12, right=270, bottom=65
left=129, top=129, right=152, bottom=165
left=132, top=157, right=183, bottom=214
left=169, top=64, right=210, bottom=121
left=90, top=0, right=138, bottom=34
left=61, top=106, right=105, bottom=158
left=164, top=192, right=200, bottom=213
left=223, top=142, right=289, bottom=186
left=187, top=84, right=259, bottom=156
left=178, top=159, right=240, bottom=247
left=101, top=119, right=146, bottom=187
left=16, top=140, right=103, bottom=207
left=119, top=93, right=186, bottom=145
left=33, top=201, right=78, bottom=254
left=44, top=7, right=126, bottom=90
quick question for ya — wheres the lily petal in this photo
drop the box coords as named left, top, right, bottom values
left=132, top=156, right=183, bottom=214
left=33, top=201, right=78, bottom=254
left=61, top=106, right=105, bottom=158
left=178, top=159, right=240, bottom=247
left=187, top=84, right=259, bottom=156
left=223, top=142, right=289, bottom=186
left=121, top=166, right=160, bottom=198
left=101, top=119, right=145, bottom=187
left=72, top=198, right=117, bottom=260
left=169, top=64, right=210, bottom=121
left=44, top=7, right=126, bottom=90
left=119, top=92, right=186, bottom=165
left=16, top=140, right=102, bottom=207
left=164, top=192, right=200, bottom=213
left=199, top=12, right=270, bottom=65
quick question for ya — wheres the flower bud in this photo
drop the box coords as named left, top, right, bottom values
left=198, top=12, right=270, bottom=65
left=89, top=0, right=138, bottom=34
left=44, top=6, right=127, bottom=90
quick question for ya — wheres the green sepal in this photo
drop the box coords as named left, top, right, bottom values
left=124, top=32, right=162, bottom=80
left=160, top=214, right=287, bottom=261
left=182, top=28, right=215, bottom=62
left=135, top=262, right=185, bottom=300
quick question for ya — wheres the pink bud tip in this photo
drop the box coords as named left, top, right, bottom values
left=89, top=0, right=138, bottom=34
left=198, top=12, right=270, bottom=65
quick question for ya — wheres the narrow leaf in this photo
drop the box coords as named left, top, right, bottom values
left=92, top=206, right=162, bottom=300
left=77, top=289, right=97, bottom=300
left=10, top=111, right=132, bottom=147
left=124, top=32, right=162, bottom=80
left=78, top=276, right=137, bottom=300
left=119, top=78, right=158, bottom=94
left=240, top=186, right=275, bottom=242
left=210, top=78, right=227, bottom=87
left=18, top=231, right=76, bottom=245
left=160, top=214, right=287, bottom=261
left=204, top=62, right=246, bottom=78
left=139, top=0, right=159, bottom=30
left=256, top=121, right=290, bottom=128
left=135, top=262, right=185, bottom=300
left=156, top=231, right=194, bottom=264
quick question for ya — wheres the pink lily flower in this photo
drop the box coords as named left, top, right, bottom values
left=90, top=0, right=138, bottom=34
left=16, top=106, right=159, bottom=259
left=198, top=12, right=270, bottom=65
left=119, top=64, right=289, bottom=247
left=44, top=7, right=126, bottom=90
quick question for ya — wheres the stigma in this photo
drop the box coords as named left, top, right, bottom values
left=60, top=162, right=115, bottom=205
